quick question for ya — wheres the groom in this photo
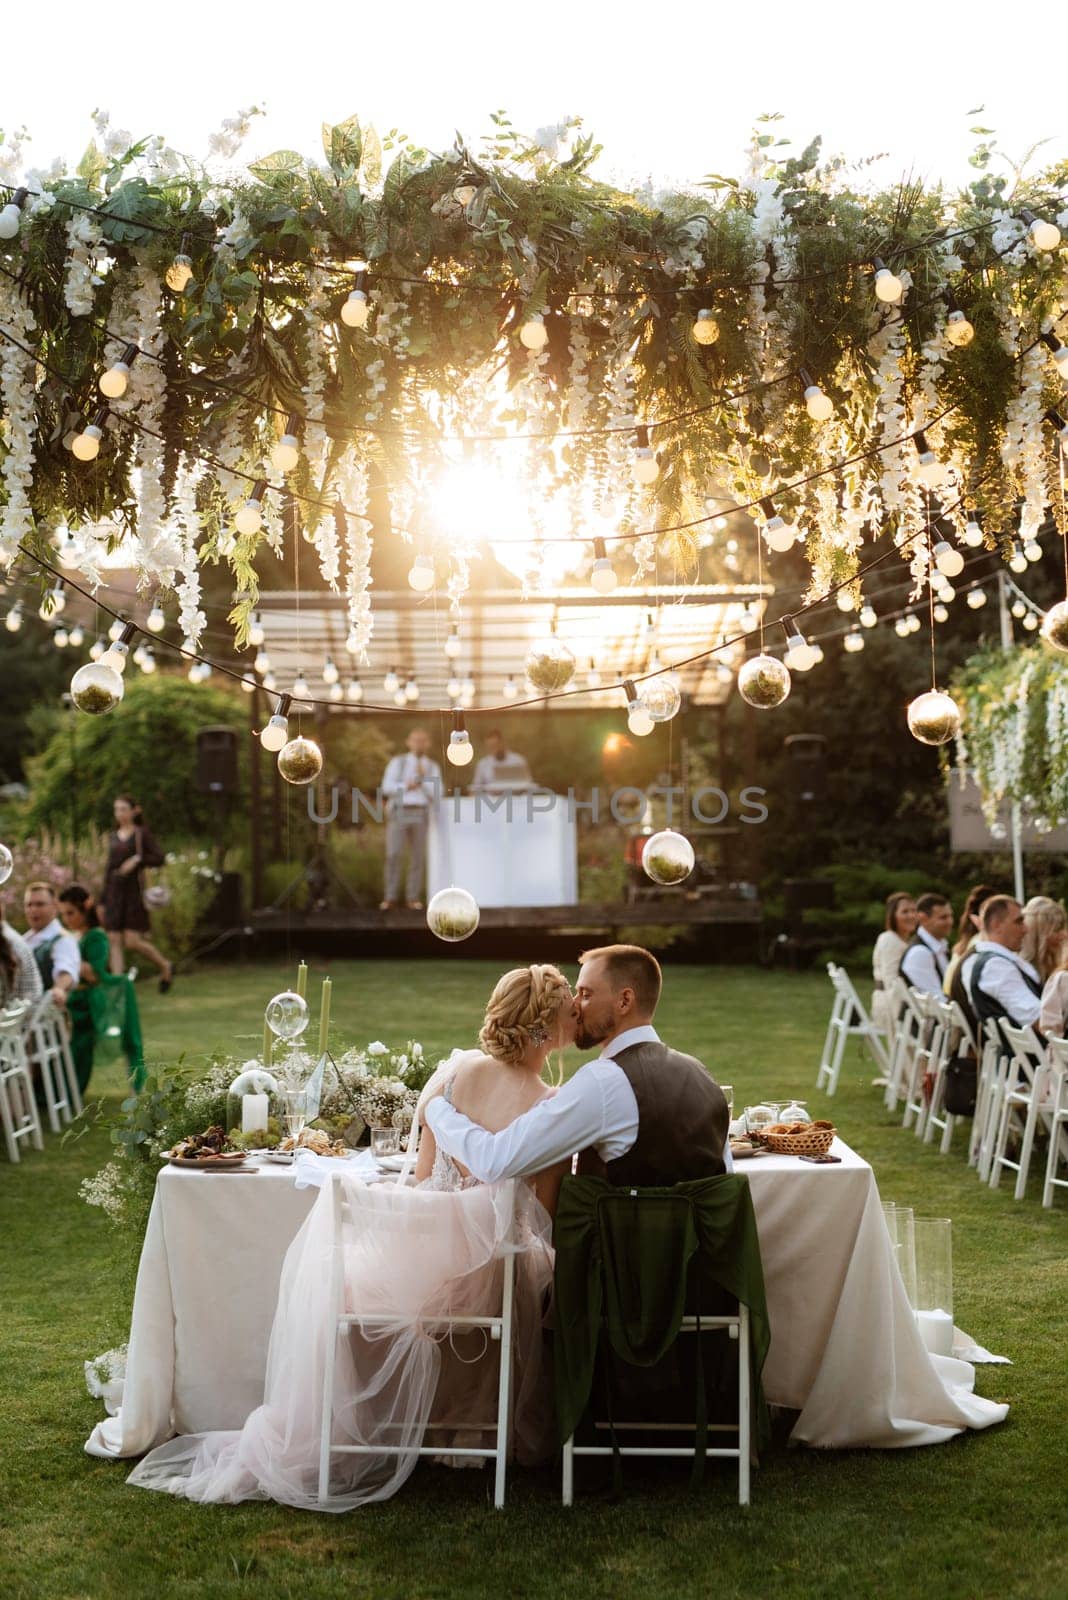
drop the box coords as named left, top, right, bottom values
left=424, top=944, right=731, bottom=1186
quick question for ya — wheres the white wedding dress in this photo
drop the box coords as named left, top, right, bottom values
left=126, top=1051, right=555, bottom=1511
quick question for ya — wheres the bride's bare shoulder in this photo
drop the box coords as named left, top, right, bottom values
left=451, top=1051, right=499, bottom=1086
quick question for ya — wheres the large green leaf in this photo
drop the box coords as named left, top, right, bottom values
left=248, top=150, right=305, bottom=185
left=360, top=126, right=382, bottom=189
left=322, top=116, right=362, bottom=180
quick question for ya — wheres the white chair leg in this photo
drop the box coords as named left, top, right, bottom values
left=493, top=1253, right=515, bottom=1510
left=0, top=1076, right=20, bottom=1162
left=561, top=1435, right=574, bottom=1506
left=1043, top=1122, right=1068, bottom=1209
left=1013, top=1093, right=1043, bottom=1202
left=988, top=1092, right=1014, bottom=1190
left=939, top=1110, right=957, bottom=1156
left=737, top=1305, right=750, bottom=1507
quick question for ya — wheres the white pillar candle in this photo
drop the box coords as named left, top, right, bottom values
left=915, top=1308, right=954, bottom=1357
left=242, top=1093, right=269, bottom=1134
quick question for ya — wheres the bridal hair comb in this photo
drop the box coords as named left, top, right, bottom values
left=528, top=1026, right=549, bottom=1045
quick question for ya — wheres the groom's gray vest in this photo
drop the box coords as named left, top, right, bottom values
left=578, top=1041, right=729, bottom=1187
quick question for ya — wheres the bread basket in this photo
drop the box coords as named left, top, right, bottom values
left=763, top=1121, right=836, bottom=1156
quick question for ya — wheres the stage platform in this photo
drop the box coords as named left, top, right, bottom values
left=249, top=896, right=761, bottom=939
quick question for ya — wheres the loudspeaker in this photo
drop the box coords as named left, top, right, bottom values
left=783, top=878, right=835, bottom=913
left=783, top=733, right=827, bottom=802
left=196, top=726, right=239, bottom=794
left=205, top=871, right=243, bottom=926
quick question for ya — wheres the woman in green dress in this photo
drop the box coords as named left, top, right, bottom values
left=58, top=886, right=145, bottom=1094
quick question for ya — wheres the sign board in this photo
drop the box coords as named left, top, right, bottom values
left=948, top=772, right=1068, bottom=854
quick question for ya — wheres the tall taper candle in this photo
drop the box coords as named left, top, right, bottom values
left=318, top=977, right=332, bottom=1056
left=263, top=1019, right=272, bottom=1068
left=296, top=961, right=308, bottom=999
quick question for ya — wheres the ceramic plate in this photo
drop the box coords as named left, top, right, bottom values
left=166, top=1151, right=248, bottom=1169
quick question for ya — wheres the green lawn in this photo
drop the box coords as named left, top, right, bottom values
left=1, top=959, right=1064, bottom=1600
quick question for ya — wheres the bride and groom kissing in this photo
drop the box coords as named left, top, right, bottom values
left=126, top=945, right=732, bottom=1511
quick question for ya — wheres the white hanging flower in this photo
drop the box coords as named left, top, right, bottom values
left=0, top=278, right=38, bottom=564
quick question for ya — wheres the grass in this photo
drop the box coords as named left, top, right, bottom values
left=1, top=958, right=1065, bottom=1600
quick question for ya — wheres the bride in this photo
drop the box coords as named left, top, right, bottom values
left=127, top=963, right=577, bottom=1511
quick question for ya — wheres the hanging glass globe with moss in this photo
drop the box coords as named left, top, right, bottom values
left=0, top=842, right=12, bottom=886
left=265, top=991, right=309, bottom=1041
left=641, top=830, right=696, bottom=885
left=737, top=654, right=791, bottom=709
left=277, top=736, right=323, bottom=785
left=641, top=675, right=682, bottom=722
left=906, top=690, right=961, bottom=746
left=70, top=660, right=125, bottom=715
left=426, top=886, right=480, bottom=942
left=1041, top=600, right=1068, bottom=653
left=524, top=636, right=575, bottom=693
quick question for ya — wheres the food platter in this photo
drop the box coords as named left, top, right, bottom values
left=166, top=1151, right=250, bottom=1170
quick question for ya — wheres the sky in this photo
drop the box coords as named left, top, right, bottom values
left=4, top=1, right=1063, bottom=196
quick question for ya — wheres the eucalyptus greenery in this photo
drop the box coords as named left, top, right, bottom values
left=1, top=111, right=1067, bottom=648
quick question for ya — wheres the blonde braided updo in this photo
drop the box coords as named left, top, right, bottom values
left=479, top=964, right=572, bottom=1066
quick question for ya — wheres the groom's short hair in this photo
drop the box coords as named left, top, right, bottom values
left=579, top=944, right=662, bottom=1014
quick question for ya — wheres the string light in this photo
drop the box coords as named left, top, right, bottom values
left=843, top=625, right=865, bottom=653
left=859, top=601, right=878, bottom=628
left=912, top=429, right=946, bottom=487
left=70, top=659, right=123, bottom=714
left=692, top=308, right=720, bottom=345
left=502, top=676, right=519, bottom=701
left=933, top=538, right=965, bottom=578
left=72, top=407, right=107, bottom=462
left=446, top=710, right=474, bottom=766
left=164, top=237, right=195, bottom=294
left=894, top=617, right=910, bottom=638
left=98, top=343, right=139, bottom=399
left=345, top=629, right=362, bottom=656
left=139, top=646, right=157, bottom=674
left=631, top=425, right=659, bottom=485
left=782, top=620, right=819, bottom=672
left=407, top=552, right=435, bottom=592
left=404, top=676, right=420, bottom=702
left=292, top=673, right=310, bottom=699
left=590, top=536, right=618, bottom=594
left=933, top=601, right=949, bottom=623
left=53, top=624, right=69, bottom=648
left=262, top=671, right=277, bottom=691
left=328, top=681, right=344, bottom=702
left=234, top=479, right=267, bottom=535
left=240, top=675, right=256, bottom=694
left=145, top=601, right=165, bottom=633
left=0, top=187, right=28, bottom=240
left=1021, top=208, right=1061, bottom=251
left=966, top=585, right=987, bottom=609
left=519, top=311, right=549, bottom=350
left=38, top=581, right=65, bottom=619
left=1023, top=537, right=1043, bottom=563
left=446, top=675, right=462, bottom=700
left=799, top=367, right=834, bottom=422
left=760, top=498, right=798, bottom=553
left=907, top=611, right=922, bottom=634
left=270, top=414, right=301, bottom=474
left=340, top=271, right=370, bottom=329
left=383, top=666, right=400, bottom=695
left=392, top=687, right=407, bottom=707
left=944, top=308, right=975, bottom=348
left=108, top=618, right=125, bottom=641
left=835, top=589, right=856, bottom=614
left=68, top=623, right=84, bottom=648
left=1023, top=610, right=1040, bottom=631
left=623, top=680, right=654, bottom=737
left=247, top=612, right=265, bottom=648
left=322, top=657, right=339, bottom=685
left=963, top=514, right=984, bottom=548
left=259, top=694, right=291, bottom=752
left=1008, top=543, right=1029, bottom=574
left=1011, top=598, right=1027, bottom=620
left=443, top=629, right=462, bottom=661
left=872, top=256, right=904, bottom=304
left=254, top=648, right=271, bottom=675
left=88, top=635, right=104, bottom=659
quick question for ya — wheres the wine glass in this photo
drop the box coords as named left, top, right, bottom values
left=281, top=1089, right=308, bottom=1144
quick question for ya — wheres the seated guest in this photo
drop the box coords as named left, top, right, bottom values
left=872, top=892, right=917, bottom=1033
left=57, top=886, right=145, bottom=1093
left=966, top=894, right=1042, bottom=1034
left=1021, top=896, right=1068, bottom=985
left=899, top=893, right=953, bottom=995
left=22, top=881, right=81, bottom=1010
left=0, top=919, right=44, bottom=1008
left=471, top=730, right=534, bottom=794
left=944, top=883, right=1001, bottom=1030
left=1039, top=947, right=1068, bottom=1040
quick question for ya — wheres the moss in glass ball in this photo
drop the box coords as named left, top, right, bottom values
left=1041, top=600, right=1068, bottom=654
left=906, top=690, right=961, bottom=746
left=70, top=661, right=124, bottom=715
left=641, top=830, right=696, bottom=885
left=277, top=736, right=323, bottom=785
left=426, top=887, right=480, bottom=942
left=737, top=654, right=791, bottom=709
left=525, top=639, right=576, bottom=692
left=642, top=678, right=682, bottom=722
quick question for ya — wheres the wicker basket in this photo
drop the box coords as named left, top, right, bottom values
left=764, top=1124, right=836, bottom=1156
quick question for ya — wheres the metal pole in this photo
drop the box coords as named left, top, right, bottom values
left=996, top=573, right=1026, bottom=902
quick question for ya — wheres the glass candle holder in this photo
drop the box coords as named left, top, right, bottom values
left=371, top=1126, right=402, bottom=1158
left=882, top=1202, right=917, bottom=1306
left=913, top=1216, right=953, bottom=1356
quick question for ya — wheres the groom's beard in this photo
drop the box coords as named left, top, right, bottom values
left=575, top=1017, right=612, bottom=1051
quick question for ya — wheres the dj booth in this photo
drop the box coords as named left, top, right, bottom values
left=427, top=793, right=577, bottom=908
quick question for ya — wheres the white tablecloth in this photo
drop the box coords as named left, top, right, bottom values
left=85, top=1141, right=1007, bottom=1460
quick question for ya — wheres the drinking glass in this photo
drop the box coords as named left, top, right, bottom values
left=371, top=1126, right=402, bottom=1158
left=744, top=1102, right=778, bottom=1134
left=719, top=1084, right=735, bottom=1119
left=281, top=1089, right=308, bottom=1143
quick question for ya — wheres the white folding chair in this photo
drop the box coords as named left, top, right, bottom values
left=970, top=1019, right=1003, bottom=1176
left=923, top=999, right=974, bottom=1155
left=816, top=963, right=889, bottom=1096
left=1041, top=1038, right=1068, bottom=1209
left=561, top=1304, right=751, bottom=1508
left=0, top=1006, right=45, bottom=1163
left=885, top=986, right=925, bottom=1113
left=317, top=1175, right=517, bottom=1511
left=23, top=992, right=82, bottom=1132
left=902, top=992, right=944, bottom=1134
left=990, top=1022, right=1047, bottom=1199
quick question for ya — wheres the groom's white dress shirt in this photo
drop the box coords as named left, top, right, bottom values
left=23, top=917, right=80, bottom=986
left=425, top=1024, right=733, bottom=1182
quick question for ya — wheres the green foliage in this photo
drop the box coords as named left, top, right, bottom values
left=146, top=849, right=223, bottom=961
left=953, top=643, right=1068, bottom=821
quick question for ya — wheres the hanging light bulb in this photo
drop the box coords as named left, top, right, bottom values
left=1023, top=610, right=1040, bottom=631
left=631, top=425, right=659, bottom=486
left=443, top=630, right=463, bottom=661
left=836, top=589, right=856, bottom=614
left=108, top=618, right=125, bottom=642
left=240, top=676, right=256, bottom=694
left=624, top=680, right=654, bottom=737
left=586, top=658, right=602, bottom=690
left=913, top=430, right=946, bottom=487
left=404, top=677, right=419, bottom=702
left=100, top=622, right=137, bottom=674
left=502, top=675, right=519, bottom=701
left=933, top=538, right=965, bottom=578
left=799, top=367, right=834, bottom=422
left=782, top=620, right=819, bottom=672
left=859, top=602, right=878, bottom=629
left=843, top=625, right=865, bottom=653
left=345, top=629, right=362, bottom=656
left=383, top=666, right=400, bottom=695
left=72, top=408, right=107, bottom=462
left=872, top=256, right=904, bottom=304
left=907, top=612, right=923, bottom=634
left=341, top=272, right=370, bottom=328
left=53, top=624, right=69, bottom=648
left=68, top=623, right=84, bottom=648
left=1021, top=208, right=1061, bottom=252
left=140, top=646, right=157, bottom=674
left=262, top=671, right=277, bottom=691
left=933, top=602, right=949, bottom=624
left=145, top=601, right=165, bottom=633
left=407, top=553, right=435, bottom=592
left=345, top=677, right=364, bottom=703
left=165, top=237, right=195, bottom=294
left=944, top=308, right=975, bottom=348
left=1009, top=544, right=1029, bottom=575
left=760, top=498, right=798, bottom=553
left=88, top=634, right=104, bottom=659
left=590, top=537, right=618, bottom=594
left=446, top=675, right=463, bottom=701
left=38, top=581, right=65, bottom=619
left=1011, top=598, right=1028, bottom=620
left=1046, top=408, right=1068, bottom=448
left=966, top=585, right=987, bottom=609
left=254, top=648, right=271, bottom=676
left=963, top=514, right=984, bottom=548
left=234, top=480, right=267, bottom=536
left=447, top=710, right=474, bottom=766
left=247, top=612, right=265, bottom=648
left=519, top=311, right=549, bottom=351
left=270, top=414, right=301, bottom=474
left=259, top=695, right=291, bottom=752
left=894, top=617, right=911, bottom=638
left=391, top=687, right=407, bottom=707
left=0, top=187, right=29, bottom=240
left=328, top=681, right=344, bottom=702
left=292, top=673, right=311, bottom=700
left=642, top=672, right=682, bottom=722
left=1024, top=537, right=1043, bottom=563
left=322, top=657, right=339, bottom=686
left=692, top=308, right=720, bottom=345
left=98, top=343, right=139, bottom=399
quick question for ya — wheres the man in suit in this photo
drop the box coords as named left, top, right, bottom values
left=424, top=944, right=730, bottom=1185
left=379, top=728, right=442, bottom=911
